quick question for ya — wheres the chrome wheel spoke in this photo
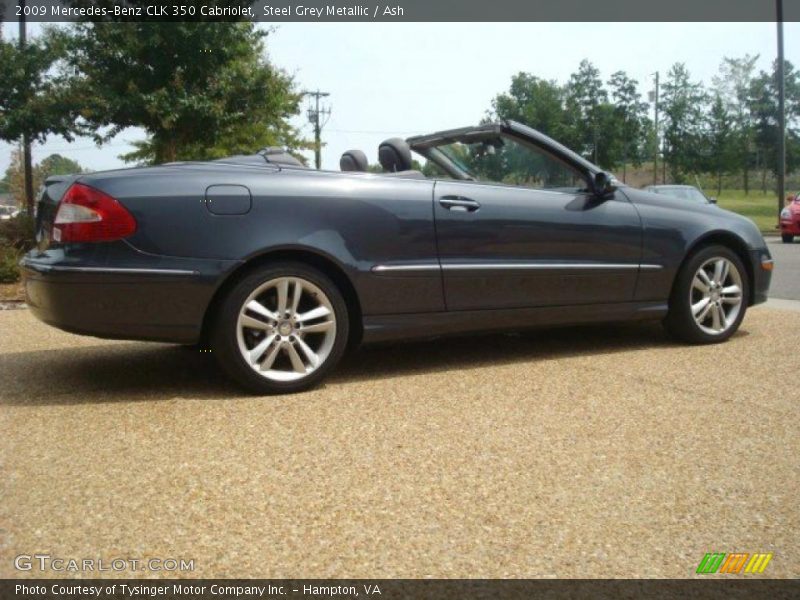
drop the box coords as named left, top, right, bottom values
left=692, top=297, right=711, bottom=317
left=713, top=259, right=725, bottom=285
left=301, top=320, right=334, bottom=334
left=276, top=279, right=289, bottom=315
left=711, top=304, right=722, bottom=331
left=696, top=268, right=712, bottom=288
left=294, top=336, right=320, bottom=368
left=290, top=280, right=303, bottom=315
left=692, top=276, right=710, bottom=294
left=260, top=341, right=282, bottom=371
left=297, top=305, right=331, bottom=324
left=286, top=343, right=307, bottom=373
left=248, top=334, right=275, bottom=365
left=241, top=314, right=271, bottom=331
left=246, top=300, right=278, bottom=322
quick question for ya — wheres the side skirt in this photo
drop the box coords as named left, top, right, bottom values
left=361, top=301, right=668, bottom=344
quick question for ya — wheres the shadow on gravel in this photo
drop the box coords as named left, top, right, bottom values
left=1, top=321, right=750, bottom=405
left=0, top=344, right=238, bottom=405
left=331, top=321, right=691, bottom=384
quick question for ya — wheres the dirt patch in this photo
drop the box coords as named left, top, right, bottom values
left=0, top=281, right=25, bottom=303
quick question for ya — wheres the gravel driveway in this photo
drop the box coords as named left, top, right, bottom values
left=1, top=307, right=798, bottom=578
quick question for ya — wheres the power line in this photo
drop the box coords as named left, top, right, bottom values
left=302, top=89, right=331, bottom=170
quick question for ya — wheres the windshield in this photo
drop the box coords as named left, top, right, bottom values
left=434, top=135, right=587, bottom=191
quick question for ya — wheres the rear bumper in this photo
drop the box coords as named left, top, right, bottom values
left=21, top=245, right=239, bottom=344
left=750, top=248, right=772, bottom=306
left=780, top=219, right=800, bottom=235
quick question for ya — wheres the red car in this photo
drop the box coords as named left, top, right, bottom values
left=781, top=194, right=800, bottom=243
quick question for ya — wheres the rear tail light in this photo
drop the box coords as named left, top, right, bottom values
left=53, top=183, right=137, bottom=243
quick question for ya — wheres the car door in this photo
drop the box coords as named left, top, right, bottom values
left=433, top=180, right=643, bottom=311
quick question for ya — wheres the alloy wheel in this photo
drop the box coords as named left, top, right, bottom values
left=236, top=276, right=337, bottom=382
left=689, top=257, right=743, bottom=336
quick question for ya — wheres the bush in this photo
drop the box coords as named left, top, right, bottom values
left=0, top=213, right=36, bottom=283
left=0, top=246, right=21, bottom=283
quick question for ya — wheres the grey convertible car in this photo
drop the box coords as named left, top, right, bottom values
left=22, top=120, right=773, bottom=393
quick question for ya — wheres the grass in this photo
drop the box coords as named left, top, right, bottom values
left=714, top=190, right=784, bottom=234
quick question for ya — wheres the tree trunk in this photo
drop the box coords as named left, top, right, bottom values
left=743, top=166, right=749, bottom=195
left=717, top=170, right=722, bottom=197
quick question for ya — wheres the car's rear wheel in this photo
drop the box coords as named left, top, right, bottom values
left=782, top=234, right=794, bottom=243
left=212, top=262, right=349, bottom=394
left=664, top=245, right=749, bottom=344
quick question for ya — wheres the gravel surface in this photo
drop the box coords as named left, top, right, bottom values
left=1, top=307, right=798, bottom=579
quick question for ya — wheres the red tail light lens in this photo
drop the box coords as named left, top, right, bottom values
left=53, top=183, right=137, bottom=243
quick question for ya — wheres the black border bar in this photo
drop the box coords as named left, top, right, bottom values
left=1, top=0, right=799, bottom=23
left=3, top=579, right=800, bottom=600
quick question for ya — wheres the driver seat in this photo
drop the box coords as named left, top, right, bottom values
left=378, top=138, right=425, bottom=179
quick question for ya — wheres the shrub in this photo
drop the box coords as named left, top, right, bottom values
left=0, top=213, right=36, bottom=283
left=0, top=246, right=21, bottom=283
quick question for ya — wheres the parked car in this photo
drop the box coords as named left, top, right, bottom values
left=21, top=121, right=773, bottom=394
left=0, top=205, right=19, bottom=221
left=642, top=184, right=716, bottom=204
left=780, top=193, right=800, bottom=243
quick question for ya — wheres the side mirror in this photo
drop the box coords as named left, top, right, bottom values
left=592, top=171, right=616, bottom=198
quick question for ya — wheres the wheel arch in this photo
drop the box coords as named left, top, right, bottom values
left=200, top=246, right=363, bottom=348
left=674, top=230, right=755, bottom=306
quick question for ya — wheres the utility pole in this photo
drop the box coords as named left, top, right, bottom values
left=776, top=0, right=786, bottom=224
left=19, top=0, right=35, bottom=217
left=303, top=90, right=331, bottom=170
left=650, top=71, right=659, bottom=185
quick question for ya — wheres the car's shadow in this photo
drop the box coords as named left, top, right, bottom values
left=1, top=322, right=745, bottom=406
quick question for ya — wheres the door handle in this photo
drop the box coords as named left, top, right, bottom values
left=439, top=196, right=480, bottom=212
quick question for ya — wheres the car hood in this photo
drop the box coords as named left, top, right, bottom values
left=621, top=186, right=768, bottom=251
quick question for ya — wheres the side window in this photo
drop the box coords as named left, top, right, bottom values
left=437, top=138, right=586, bottom=191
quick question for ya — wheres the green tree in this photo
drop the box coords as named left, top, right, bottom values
left=0, top=27, right=77, bottom=145
left=564, top=60, right=609, bottom=165
left=748, top=59, right=800, bottom=193
left=712, top=55, right=759, bottom=193
left=61, top=21, right=305, bottom=164
left=608, top=71, right=649, bottom=181
left=704, top=94, right=735, bottom=195
left=491, top=73, right=569, bottom=141
left=3, top=150, right=84, bottom=207
left=661, top=63, right=708, bottom=182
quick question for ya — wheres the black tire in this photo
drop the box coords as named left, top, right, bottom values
left=211, top=261, right=349, bottom=394
left=664, top=245, right=749, bottom=344
left=782, top=234, right=794, bottom=243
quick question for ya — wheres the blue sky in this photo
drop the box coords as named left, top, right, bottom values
left=2, top=22, right=799, bottom=174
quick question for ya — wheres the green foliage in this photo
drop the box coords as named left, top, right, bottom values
left=564, top=59, right=609, bottom=164
left=3, top=150, right=84, bottom=207
left=749, top=59, right=800, bottom=189
left=60, top=20, right=306, bottom=163
left=0, top=27, right=79, bottom=144
left=0, top=213, right=36, bottom=283
left=661, top=63, right=708, bottom=183
left=0, top=246, right=21, bottom=284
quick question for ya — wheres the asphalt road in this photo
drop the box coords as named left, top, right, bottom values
left=1, top=307, right=798, bottom=579
left=767, top=237, right=800, bottom=300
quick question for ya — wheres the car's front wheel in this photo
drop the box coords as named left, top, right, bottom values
left=212, top=262, right=349, bottom=394
left=664, top=245, right=749, bottom=344
left=782, top=234, right=794, bottom=243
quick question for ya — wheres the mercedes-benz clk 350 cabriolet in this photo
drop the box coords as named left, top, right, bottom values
left=22, top=121, right=773, bottom=393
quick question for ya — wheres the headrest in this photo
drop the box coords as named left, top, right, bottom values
left=378, top=138, right=413, bottom=172
left=340, top=149, right=368, bottom=172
